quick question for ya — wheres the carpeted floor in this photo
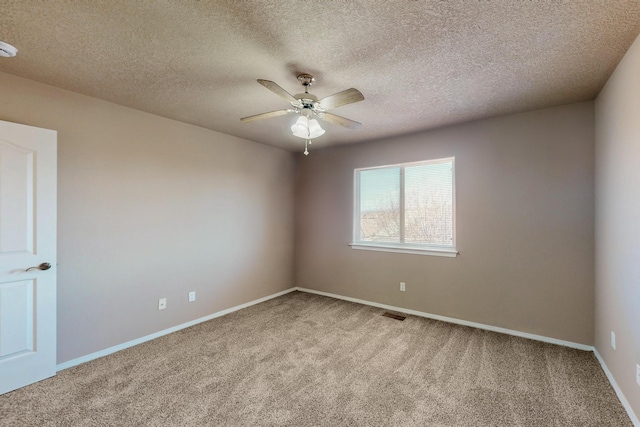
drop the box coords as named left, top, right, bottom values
left=0, top=291, right=632, bottom=426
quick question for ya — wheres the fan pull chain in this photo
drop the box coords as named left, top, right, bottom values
left=304, top=122, right=311, bottom=155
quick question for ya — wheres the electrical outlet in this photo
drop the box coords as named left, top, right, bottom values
left=400, top=282, right=406, bottom=292
left=188, top=291, right=196, bottom=302
left=611, top=331, right=616, bottom=350
left=636, top=364, right=640, bottom=387
left=158, top=298, right=167, bottom=310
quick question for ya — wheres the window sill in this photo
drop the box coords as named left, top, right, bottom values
left=349, top=243, right=458, bottom=257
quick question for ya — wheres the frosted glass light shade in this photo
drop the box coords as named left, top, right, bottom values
left=307, top=119, right=325, bottom=138
left=291, top=116, right=325, bottom=139
left=291, top=116, right=309, bottom=138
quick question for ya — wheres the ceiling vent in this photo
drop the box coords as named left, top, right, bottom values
left=0, top=41, right=18, bottom=58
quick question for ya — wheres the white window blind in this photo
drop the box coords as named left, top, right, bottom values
left=353, top=158, right=456, bottom=256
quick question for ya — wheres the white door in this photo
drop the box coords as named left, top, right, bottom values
left=0, top=120, right=57, bottom=395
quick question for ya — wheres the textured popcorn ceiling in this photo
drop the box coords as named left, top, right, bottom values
left=1, top=1, right=639, bottom=151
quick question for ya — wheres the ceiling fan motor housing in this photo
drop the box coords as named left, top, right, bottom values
left=294, top=93, right=319, bottom=110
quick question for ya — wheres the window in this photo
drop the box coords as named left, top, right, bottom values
left=351, top=157, right=457, bottom=257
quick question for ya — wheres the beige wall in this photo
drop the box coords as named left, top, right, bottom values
left=595, top=34, right=640, bottom=417
left=0, top=72, right=296, bottom=364
left=295, top=102, right=595, bottom=345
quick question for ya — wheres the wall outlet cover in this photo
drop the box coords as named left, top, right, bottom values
left=188, top=291, right=196, bottom=302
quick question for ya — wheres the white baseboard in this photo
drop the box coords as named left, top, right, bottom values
left=593, top=348, right=640, bottom=427
left=56, top=287, right=297, bottom=371
left=294, top=287, right=593, bottom=351
left=56, top=285, right=637, bottom=426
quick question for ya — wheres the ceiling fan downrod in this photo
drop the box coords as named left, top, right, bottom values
left=297, top=73, right=314, bottom=94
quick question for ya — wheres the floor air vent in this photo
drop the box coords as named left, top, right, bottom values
left=382, top=312, right=406, bottom=321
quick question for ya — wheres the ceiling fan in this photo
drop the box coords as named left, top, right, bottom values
left=241, top=74, right=364, bottom=154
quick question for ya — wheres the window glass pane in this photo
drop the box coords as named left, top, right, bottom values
left=359, top=167, right=400, bottom=242
left=404, top=161, right=453, bottom=245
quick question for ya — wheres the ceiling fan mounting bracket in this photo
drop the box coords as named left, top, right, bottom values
left=297, top=73, right=315, bottom=87
left=297, top=73, right=315, bottom=93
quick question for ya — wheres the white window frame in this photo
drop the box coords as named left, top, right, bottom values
left=350, top=157, right=458, bottom=257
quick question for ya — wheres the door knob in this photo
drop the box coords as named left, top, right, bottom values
left=26, top=263, right=52, bottom=272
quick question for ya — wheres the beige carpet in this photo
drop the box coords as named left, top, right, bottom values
left=0, top=291, right=632, bottom=426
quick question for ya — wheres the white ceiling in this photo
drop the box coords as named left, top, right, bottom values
left=1, top=1, right=639, bottom=152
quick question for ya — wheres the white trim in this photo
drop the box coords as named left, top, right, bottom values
left=350, top=243, right=458, bottom=257
left=353, top=157, right=456, bottom=253
left=294, top=287, right=592, bottom=351
left=593, top=348, right=640, bottom=426
left=55, top=285, right=637, bottom=426
left=56, top=287, right=297, bottom=371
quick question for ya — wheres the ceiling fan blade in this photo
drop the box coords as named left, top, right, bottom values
left=240, top=109, right=291, bottom=122
left=318, top=88, right=364, bottom=111
left=257, top=79, right=299, bottom=104
left=318, top=112, right=362, bottom=129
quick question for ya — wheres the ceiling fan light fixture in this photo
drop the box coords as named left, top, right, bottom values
left=307, top=119, right=325, bottom=138
left=291, top=116, right=309, bottom=138
left=291, top=116, right=325, bottom=139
